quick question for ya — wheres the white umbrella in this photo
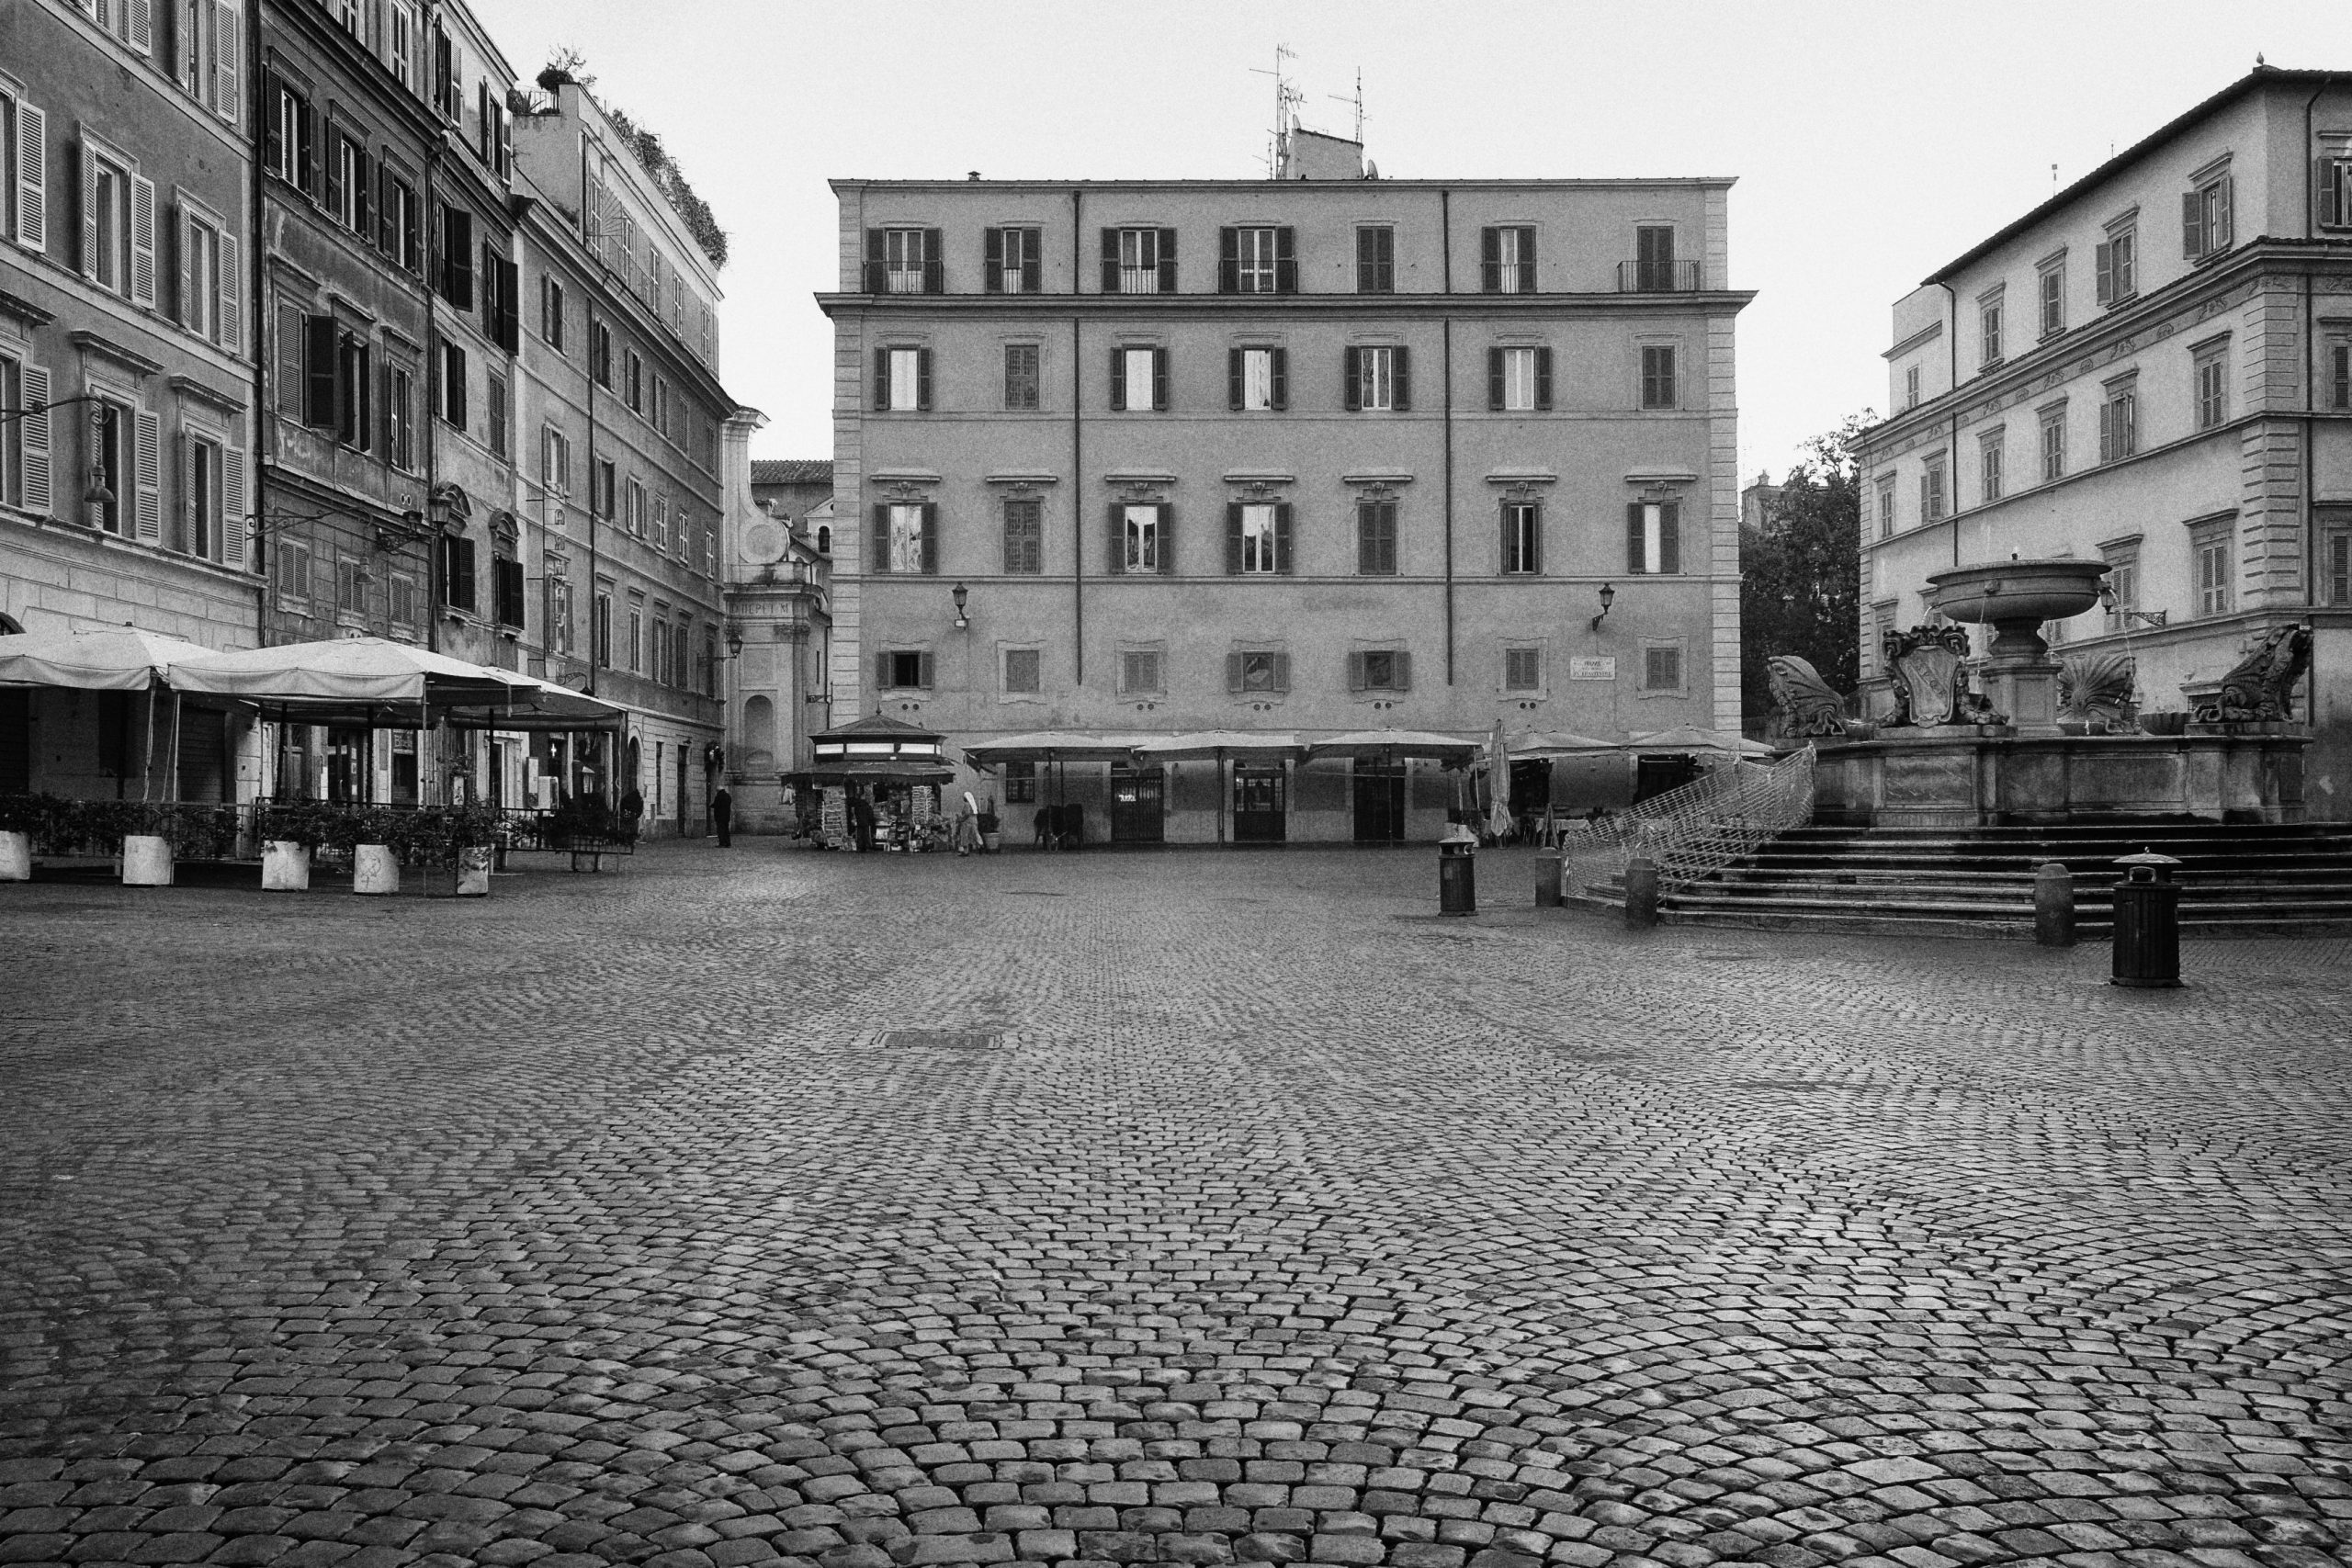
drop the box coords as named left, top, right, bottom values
left=1507, top=730, right=1625, bottom=760
left=0, top=626, right=220, bottom=691
left=1133, top=732, right=1304, bottom=846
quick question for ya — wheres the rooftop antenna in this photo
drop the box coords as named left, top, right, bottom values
left=1250, top=43, right=1301, bottom=176
left=2052, top=162, right=2058, bottom=192
left=1329, top=68, right=1365, bottom=145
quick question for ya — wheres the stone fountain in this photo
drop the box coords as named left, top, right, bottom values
left=1927, top=558, right=2109, bottom=736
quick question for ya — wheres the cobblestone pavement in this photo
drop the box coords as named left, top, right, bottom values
left=3, top=841, right=2349, bottom=1568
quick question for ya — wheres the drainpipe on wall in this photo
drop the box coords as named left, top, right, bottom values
left=1441, top=188, right=1454, bottom=685
left=2304, top=80, right=2327, bottom=729
left=1941, top=281, right=1961, bottom=571
left=1070, top=186, right=1083, bottom=689
left=246, top=0, right=267, bottom=650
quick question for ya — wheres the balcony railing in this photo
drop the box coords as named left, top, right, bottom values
left=1117, top=266, right=1161, bottom=295
left=1619, top=259, right=1702, bottom=292
left=883, top=268, right=925, bottom=295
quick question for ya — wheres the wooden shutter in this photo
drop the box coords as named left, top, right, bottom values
left=304, top=315, right=338, bottom=427
left=1344, top=346, right=1362, bottom=412
left=984, top=228, right=1003, bottom=294
left=918, top=652, right=935, bottom=689
left=876, top=650, right=895, bottom=689
left=128, top=0, right=153, bottom=54
left=1109, top=345, right=1125, bottom=410
left=262, top=75, right=283, bottom=175
left=1393, top=651, right=1412, bottom=692
left=916, top=347, right=932, bottom=411
left=1394, top=346, right=1411, bottom=412
left=1518, top=228, right=1536, bottom=290
left=864, top=228, right=885, bottom=293
left=921, top=502, right=939, bottom=573
left=1525, top=503, right=1541, bottom=574
left=1157, top=228, right=1177, bottom=292
left=871, top=502, right=894, bottom=571
left=2320, top=161, right=2346, bottom=229
left=1226, top=502, right=1243, bottom=575
left=2213, top=176, right=2233, bottom=249
left=872, top=347, right=889, bottom=412
left=2098, top=399, right=2114, bottom=462
left=325, top=129, right=345, bottom=219
left=1157, top=503, right=1173, bottom=575
left=1487, top=347, right=1503, bottom=411
left=1347, top=651, right=1367, bottom=692
left=1271, top=347, right=1287, bottom=411
left=175, top=208, right=194, bottom=326
left=1274, top=502, right=1293, bottom=574
left=1270, top=652, right=1289, bottom=693
left=1658, top=502, right=1680, bottom=574
left=298, top=98, right=315, bottom=197
left=213, top=4, right=238, bottom=123
left=132, top=410, right=160, bottom=539
left=17, top=365, right=49, bottom=515
left=1153, top=346, right=1170, bottom=411
left=128, top=174, right=155, bottom=306
left=1275, top=226, right=1295, bottom=293
left=78, top=141, right=96, bottom=279
left=15, top=102, right=44, bottom=253
left=1106, top=502, right=1125, bottom=574
left=2182, top=191, right=2203, bottom=259
left=922, top=228, right=944, bottom=293
left=1227, top=652, right=1245, bottom=693
left=1100, top=227, right=1119, bottom=291
left=376, top=163, right=396, bottom=254
left=220, top=442, right=245, bottom=569
left=1534, top=346, right=1553, bottom=412
left=1228, top=347, right=1244, bottom=411
left=1022, top=232, right=1040, bottom=293
left=2094, top=242, right=2113, bottom=305
left=355, top=150, right=374, bottom=243
left=1480, top=226, right=1499, bottom=292
left=1218, top=227, right=1238, bottom=294
left=1626, top=502, right=1645, bottom=573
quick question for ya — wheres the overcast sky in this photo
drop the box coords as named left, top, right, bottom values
left=476, top=0, right=2347, bottom=484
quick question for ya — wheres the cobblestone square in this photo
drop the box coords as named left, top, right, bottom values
left=2, top=843, right=2347, bottom=1568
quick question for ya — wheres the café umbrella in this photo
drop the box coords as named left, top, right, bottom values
left=0, top=626, right=226, bottom=802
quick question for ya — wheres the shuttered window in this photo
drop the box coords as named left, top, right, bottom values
left=1503, top=648, right=1542, bottom=693
left=1643, top=646, right=1684, bottom=693
left=1499, top=502, right=1541, bottom=574
left=1104, top=227, right=1176, bottom=293
left=1345, top=345, right=1408, bottom=412
left=1489, top=346, right=1549, bottom=412
left=870, top=502, right=939, bottom=574
left=1624, top=501, right=1681, bottom=574
left=1002, top=498, right=1042, bottom=573
left=1112, top=345, right=1168, bottom=412
left=2094, top=227, right=2135, bottom=306
left=1219, top=226, right=1294, bottom=294
left=1481, top=225, right=1535, bottom=293
left=2097, top=381, right=2137, bottom=463
left=1003, top=648, right=1042, bottom=695
left=1641, top=345, right=1678, bottom=409
left=1228, top=502, right=1288, bottom=575
left=1356, top=226, right=1394, bottom=293
left=1356, top=500, right=1396, bottom=575
left=1229, top=346, right=1286, bottom=412
left=2182, top=173, right=2233, bottom=262
left=1003, top=343, right=1040, bottom=410
left=875, top=346, right=932, bottom=412
left=984, top=226, right=1042, bottom=294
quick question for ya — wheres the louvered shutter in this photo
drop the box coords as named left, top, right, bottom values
left=922, top=229, right=944, bottom=294
left=218, top=231, right=239, bottom=350
left=1347, top=651, right=1367, bottom=692
left=1109, top=345, right=1125, bottom=410
left=2182, top=191, right=2203, bottom=259
left=499, top=110, right=514, bottom=182
left=1487, top=347, right=1503, bottom=411
left=175, top=209, right=194, bottom=325
left=304, top=315, right=338, bottom=427
left=1274, top=226, right=1295, bottom=294
left=128, top=0, right=152, bottom=54
left=220, top=443, right=246, bottom=569
left=376, top=164, right=395, bottom=253
left=984, top=228, right=1003, bottom=294
left=1153, top=346, right=1170, bottom=411
left=325, top=130, right=345, bottom=220
left=1394, top=652, right=1412, bottom=692
left=1219, top=227, right=1238, bottom=294
left=877, top=651, right=895, bottom=689
left=19, top=364, right=51, bottom=515
left=213, top=6, right=238, bottom=123
left=1534, top=347, right=1553, bottom=412
left=1626, top=502, right=1645, bottom=572
left=1344, top=347, right=1362, bottom=412
left=1157, top=228, right=1177, bottom=291
left=133, top=409, right=161, bottom=539
left=916, top=347, right=932, bottom=411
left=921, top=502, right=939, bottom=573
left=1106, top=503, right=1125, bottom=574
left=15, top=103, right=44, bottom=253
left=2214, top=176, right=2233, bottom=249
left=872, top=347, right=889, bottom=412
left=1227, top=652, right=1245, bottom=693
left=298, top=99, right=315, bottom=197
left=501, top=257, right=520, bottom=353
left=1022, top=235, right=1040, bottom=294
left=79, top=142, right=96, bottom=279
left=2320, top=161, right=2346, bottom=229
left=1100, top=228, right=1119, bottom=291
left=1394, top=346, right=1411, bottom=412
left=128, top=175, right=155, bottom=306
left=1228, top=347, right=1243, bottom=411
left=2094, top=242, right=2113, bottom=305
left=1274, top=502, right=1293, bottom=574
left=1480, top=226, right=1499, bottom=292
left=262, top=78, right=284, bottom=175
left=1520, top=228, right=1536, bottom=290
left=355, top=150, right=374, bottom=243
left=1157, top=504, right=1174, bottom=575
left=1659, top=502, right=1680, bottom=574
left=1271, top=348, right=1287, bottom=411
left=2098, top=399, right=2114, bottom=462
left=864, top=228, right=885, bottom=293
left=1226, top=503, right=1243, bottom=574
left=871, top=503, right=890, bottom=571
left=1270, top=652, right=1289, bottom=693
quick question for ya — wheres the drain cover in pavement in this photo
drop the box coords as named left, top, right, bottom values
left=881, top=1030, right=1001, bottom=1051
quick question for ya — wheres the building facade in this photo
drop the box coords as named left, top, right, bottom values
left=1857, top=67, right=2352, bottom=811
left=1, top=0, right=260, bottom=801
left=820, top=154, right=1749, bottom=841
left=723, top=418, right=831, bottom=832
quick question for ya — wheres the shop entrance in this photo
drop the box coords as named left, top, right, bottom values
left=1351, top=760, right=1406, bottom=842
left=325, top=727, right=370, bottom=804
left=1634, top=752, right=1702, bottom=804
left=1233, top=763, right=1286, bottom=844
left=1110, top=765, right=1165, bottom=844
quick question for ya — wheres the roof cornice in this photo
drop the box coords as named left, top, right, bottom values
left=816, top=289, right=1757, bottom=319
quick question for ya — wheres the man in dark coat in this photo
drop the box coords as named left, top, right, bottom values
left=711, top=785, right=733, bottom=847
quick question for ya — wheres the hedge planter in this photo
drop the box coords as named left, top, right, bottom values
left=0, top=829, right=29, bottom=882
left=262, top=840, right=312, bottom=892
left=455, top=844, right=492, bottom=897
left=121, top=834, right=175, bottom=887
left=353, top=843, right=400, bottom=896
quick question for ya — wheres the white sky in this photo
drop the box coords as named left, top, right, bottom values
left=474, top=0, right=2350, bottom=484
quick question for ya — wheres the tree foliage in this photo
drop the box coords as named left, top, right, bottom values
left=1740, top=412, right=1875, bottom=727
left=537, top=51, right=730, bottom=272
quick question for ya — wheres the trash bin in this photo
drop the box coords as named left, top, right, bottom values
left=2110, top=848, right=2182, bottom=988
left=1534, top=852, right=1563, bottom=908
left=1439, top=822, right=1477, bottom=917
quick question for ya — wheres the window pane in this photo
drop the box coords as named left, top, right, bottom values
left=889, top=503, right=924, bottom=571
left=1241, top=504, right=1276, bottom=573
left=1244, top=349, right=1272, bottom=410
left=1124, top=504, right=1157, bottom=570
left=1125, top=348, right=1155, bottom=411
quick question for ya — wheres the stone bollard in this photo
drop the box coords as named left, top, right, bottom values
left=262, top=840, right=311, bottom=892
left=1623, top=855, right=1660, bottom=930
left=2033, top=861, right=2075, bottom=947
left=353, top=843, right=400, bottom=896
left=121, top=833, right=175, bottom=887
left=1534, top=851, right=1563, bottom=908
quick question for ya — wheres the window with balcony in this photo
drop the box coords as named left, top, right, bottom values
left=1228, top=346, right=1287, bottom=412
left=1624, top=225, right=1690, bottom=291
left=1220, top=225, right=1293, bottom=294
left=984, top=226, right=1041, bottom=294
left=1481, top=225, right=1534, bottom=293
left=1345, top=345, right=1408, bottom=412
left=1102, top=226, right=1175, bottom=293
left=864, top=226, right=941, bottom=294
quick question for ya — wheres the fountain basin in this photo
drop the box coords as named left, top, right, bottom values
left=1815, top=728, right=2307, bottom=828
left=1928, top=558, right=2109, bottom=627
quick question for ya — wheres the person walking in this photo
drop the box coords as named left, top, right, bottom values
left=711, top=785, right=733, bottom=848
left=953, top=791, right=980, bottom=856
left=850, top=791, right=876, bottom=852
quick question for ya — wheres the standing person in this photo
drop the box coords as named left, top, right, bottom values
left=851, top=791, right=876, bottom=852
left=711, top=784, right=733, bottom=848
left=954, top=791, right=980, bottom=857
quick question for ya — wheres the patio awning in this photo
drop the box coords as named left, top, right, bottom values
left=1131, top=730, right=1304, bottom=762
left=0, top=626, right=226, bottom=691
left=168, top=637, right=625, bottom=729
left=1306, top=728, right=1484, bottom=763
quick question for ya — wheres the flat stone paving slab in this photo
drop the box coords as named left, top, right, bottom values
left=2, top=840, right=2347, bottom=1568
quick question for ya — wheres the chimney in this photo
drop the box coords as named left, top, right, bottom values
left=1280, top=128, right=1363, bottom=180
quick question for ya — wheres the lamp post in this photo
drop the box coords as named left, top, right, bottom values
left=1589, top=581, right=1615, bottom=632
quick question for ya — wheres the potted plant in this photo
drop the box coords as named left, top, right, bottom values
left=977, top=806, right=1001, bottom=853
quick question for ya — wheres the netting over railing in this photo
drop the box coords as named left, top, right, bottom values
left=1563, top=747, right=1815, bottom=898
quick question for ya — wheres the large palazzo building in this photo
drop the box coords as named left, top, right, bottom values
left=820, top=136, right=1751, bottom=843
left=1857, top=67, right=2352, bottom=810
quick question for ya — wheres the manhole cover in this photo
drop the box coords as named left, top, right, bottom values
left=880, top=1030, right=1001, bottom=1051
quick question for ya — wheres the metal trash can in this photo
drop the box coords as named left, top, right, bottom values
left=2110, top=848, right=2183, bottom=988
left=1534, top=852, right=1563, bottom=908
left=1439, top=822, right=1477, bottom=917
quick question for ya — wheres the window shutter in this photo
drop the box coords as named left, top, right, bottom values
left=1219, top=227, right=1238, bottom=294
left=128, top=174, right=156, bottom=307
left=2320, top=161, right=2346, bottom=229
left=1227, top=651, right=1244, bottom=693
left=877, top=650, right=895, bottom=689
left=919, top=652, right=935, bottom=689
left=2215, top=175, right=2233, bottom=249
left=326, top=131, right=345, bottom=218
left=15, top=103, right=45, bottom=253
left=1394, top=346, right=1414, bottom=412
left=1100, top=228, right=1119, bottom=291
left=128, top=0, right=152, bottom=54
left=1394, top=651, right=1412, bottom=692
left=1228, top=347, right=1243, bottom=411
left=18, top=364, right=50, bottom=515
left=1480, top=226, right=1498, bottom=292
left=1109, top=344, right=1125, bottom=410
left=1106, top=502, right=1125, bottom=574
left=1226, top=502, right=1243, bottom=575
left=1659, top=502, right=1680, bottom=574
left=871, top=502, right=890, bottom=571
left=917, top=347, right=933, bottom=411
left=79, top=142, right=96, bottom=279
left=921, top=502, right=939, bottom=573
left=1157, top=503, right=1174, bottom=575
left=1344, top=346, right=1362, bottom=412
left=356, top=151, right=375, bottom=243
left=1520, top=227, right=1537, bottom=290
left=131, top=409, right=160, bottom=539
left=220, top=443, right=245, bottom=569
left=304, top=315, right=338, bottom=427
left=1348, top=651, right=1367, bottom=692
left=262, top=77, right=284, bottom=174
left=2182, top=191, right=2203, bottom=259
left=1022, top=235, right=1039, bottom=294
left=922, top=228, right=944, bottom=294
left=1534, top=346, right=1553, bottom=412
left=1157, top=228, right=1178, bottom=292
left=213, top=6, right=237, bottom=124
left=1626, top=502, right=1645, bottom=573
left=864, top=228, right=885, bottom=293
left=376, top=164, right=394, bottom=253
left=2094, top=242, right=2113, bottom=305
left=1487, top=347, right=1503, bottom=412
left=984, top=228, right=1002, bottom=293
left=1274, top=502, right=1294, bottom=574
left=2098, top=399, right=2113, bottom=462
left=1153, top=346, right=1170, bottom=411
left=872, top=347, right=889, bottom=412
left=1270, top=652, right=1289, bottom=693
left=175, top=208, right=194, bottom=325
left=1275, top=226, right=1295, bottom=293
left=1271, top=347, right=1287, bottom=411
left=298, top=100, right=315, bottom=197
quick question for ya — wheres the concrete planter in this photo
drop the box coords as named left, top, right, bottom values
left=455, top=845, right=492, bottom=897
left=122, top=834, right=175, bottom=886
left=982, top=831, right=1001, bottom=853
left=262, top=840, right=311, bottom=892
left=0, top=829, right=29, bottom=882
left=354, top=843, right=400, bottom=896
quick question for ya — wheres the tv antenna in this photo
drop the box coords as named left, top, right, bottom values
left=1250, top=44, right=1302, bottom=176
left=1329, top=69, right=1365, bottom=145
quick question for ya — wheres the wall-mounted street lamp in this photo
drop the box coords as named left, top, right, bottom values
left=1589, top=581, right=1616, bottom=632
left=2098, top=582, right=2167, bottom=628
left=0, top=397, right=117, bottom=508
left=726, top=625, right=745, bottom=659
left=372, top=507, right=430, bottom=554
left=952, top=581, right=969, bottom=630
